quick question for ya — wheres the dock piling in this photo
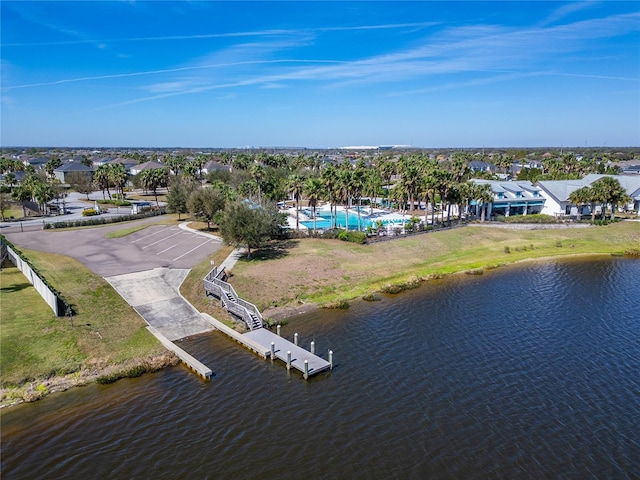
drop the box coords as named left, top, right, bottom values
left=310, top=341, right=315, bottom=355
left=294, top=333, right=299, bottom=346
left=277, top=324, right=281, bottom=337
left=329, top=350, right=333, bottom=370
left=270, top=342, right=275, bottom=361
left=304, top=360, right=309, bottom=380
left=287, top=351, right=291, bottom=370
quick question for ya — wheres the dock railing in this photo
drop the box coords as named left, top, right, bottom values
left=203, top=266, right=264, bottom=331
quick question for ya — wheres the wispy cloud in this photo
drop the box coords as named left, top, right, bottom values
left=8, top=10, right=638, bottom=112
left=3, top=22, right=439, bottom=47
left=539, top=0, right=601, bottom=26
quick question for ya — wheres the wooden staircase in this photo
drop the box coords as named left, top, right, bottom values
left=203, top=266, right=264, bottom=331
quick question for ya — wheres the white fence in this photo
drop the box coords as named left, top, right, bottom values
left=3, top=242, right=63, bottom=316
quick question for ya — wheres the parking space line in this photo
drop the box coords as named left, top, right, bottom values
left=131, top=226, right=175, bottom=243
left=172, top=239, right=213, bottom=261
left=141, top=230, right=185, bottom=249
left=156, top=235, right=196, bottom=255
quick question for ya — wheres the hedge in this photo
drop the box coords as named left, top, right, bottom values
left=44, top=208, right=166, bottom=229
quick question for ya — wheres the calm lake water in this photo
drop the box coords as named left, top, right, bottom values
left=2, top=257, right=639, bottom=479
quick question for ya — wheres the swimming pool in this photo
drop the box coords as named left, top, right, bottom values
left=300, top=208, right=407, bottom=231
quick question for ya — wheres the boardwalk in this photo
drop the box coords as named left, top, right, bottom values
left=244, top=329, right=331, bottom=378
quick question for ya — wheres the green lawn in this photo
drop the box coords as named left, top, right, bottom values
left=0, top=250, right=163, bottom=388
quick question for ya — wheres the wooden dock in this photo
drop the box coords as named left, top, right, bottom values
left=244, top=329, right=331, bottom=378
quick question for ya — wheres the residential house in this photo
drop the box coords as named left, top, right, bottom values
left=105, top=157, right=139, bottom=174
left=129, top=161, right=165, bottom=175
left=53, top=162, right=94, bottom=183
left=24, top=157, right=50, bottom=170
left=202, top=159, right=231, bottom=175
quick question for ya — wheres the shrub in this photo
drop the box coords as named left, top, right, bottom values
left=380, top=276, right=422, bottom=294
left=337, top=230, right=367, bottom=244
left=323, top=299, right=349, bottom=309
left=499, top=214, right=557, bottom=224
left=82, top=209, right=98, bottom=217
left=381, top=283, right=403, bottom=294
left=362, top=293, right=380, bottom=301
left=465, top=268, right=484, bottom=275
left=44, top=208, right=165, bottom=229
left=321, top=229, right=340, bottom=239
left=504, top=246, right=511, bottom=253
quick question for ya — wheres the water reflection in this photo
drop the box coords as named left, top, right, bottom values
left=2, top=257, right=639, bottom=479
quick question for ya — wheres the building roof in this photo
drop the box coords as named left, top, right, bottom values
left=27, top=157, right=50, bottom=166
left=54, top=162, right=94, bottom=173
left=536, top=175, right=640, bottom=202
left=471, top=179, right=541, bottom=196
left=131, top=161, right=165, bottom=172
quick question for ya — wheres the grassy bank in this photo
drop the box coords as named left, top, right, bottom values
left=0, top=249, right=167, bottom=405
left=228, top=222, right=640, bottom=313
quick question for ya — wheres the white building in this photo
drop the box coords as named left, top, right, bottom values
left=536, top=174, right=640, bottom=217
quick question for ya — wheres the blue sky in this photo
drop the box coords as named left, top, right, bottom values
left=2, top=1, right=639, bottom=148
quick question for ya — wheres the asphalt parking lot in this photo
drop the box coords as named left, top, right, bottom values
left=4, top=219, right=222, bottom=277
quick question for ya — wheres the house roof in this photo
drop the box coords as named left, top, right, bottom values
left=28, top=157, right=50, bottom=165
left=54, top=162, right=94, bottom=173
left=131, top=161, right=165, bottom=171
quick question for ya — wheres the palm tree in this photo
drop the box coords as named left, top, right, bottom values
left=33, top=181, right=53, bottom=214
left=351, top=160, right=368, bottom=230
left=287, top=174, right=305, bottom=231
left=94, top=164, right=112, bottom=199
left=110, top=163, right=128, bottom=200
left=337, top=163, right=353, bottom=230
left=183, top=162, right=199, bottom=181
left=4, top=172, right=16, bottom=190
left=416, top=158, right=438, bottom=226
left=569, top=186, right=591, bottom=220
left=304, top=177, right=323, bottom=233
left=44, top=158, right=63, bottom=177
left=591, top=176, right=630, bottom=220
left=473, top=183, right=494, bottom=221
left=140, top=168, right=169, bottom=206
left=250, top=164, right=265, bottom=203
left=321, top=164, right=339, bottom=229
left=12, top=184, right=31, bottom=217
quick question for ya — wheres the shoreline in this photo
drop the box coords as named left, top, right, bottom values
left=0, top=351, right=179, bottom=409
left=259, top=251, right=630, bottom=321
left=4, top=220, right=638, bottom=409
